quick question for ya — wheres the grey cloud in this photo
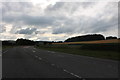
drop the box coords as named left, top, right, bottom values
left=52, top=2, right=118, bottom=35
left=36, top=37, right=49, bottom=41
left=16, top=28, right=37, bottom=34
left=1, top=2, right=118, bottom=40
left=24, top=33, right=37, bottom=39
left=35, top=31, right=45, bottom=34
left=0, top=34, right=17, bottom=40
left=2, top=2, right=33, bottom=14
left=2, top=2, right=47, bottom=26
left=52, top=19, right=78, bottom=34
left=45, top=2, right=95, bottom=15
left=52, top=15, right=118, bottom=34
left=0, top=24, right=6, bottom=33
left=3, top=14, right=56, bottom=26
left=22, top=15, right=55, bottom=26
left=10, top=25, right=23, bottom=34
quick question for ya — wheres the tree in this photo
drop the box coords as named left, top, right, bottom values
left=65, top=34, right=105, bottom=42
left=16, top=38, right=35, bottom=45
left=106, top=36, right=117, bottom=40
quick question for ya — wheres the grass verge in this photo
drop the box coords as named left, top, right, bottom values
left=2, top=46, right=14, bottom=51
left=36, top=45, right=119, bottom=61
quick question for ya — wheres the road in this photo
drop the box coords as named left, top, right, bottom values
left=2, top=46, right=119, bottom=79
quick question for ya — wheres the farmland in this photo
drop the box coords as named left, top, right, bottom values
left=36, top=39, right=120, bottom=61
left=53, top=39, right=120, bottom=45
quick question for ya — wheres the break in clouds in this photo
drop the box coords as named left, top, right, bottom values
left=0, top=2, right=118, bottom=41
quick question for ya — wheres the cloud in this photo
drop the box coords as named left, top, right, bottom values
left=51, top=2, right=118, bottom=35
left=1, top=2, right=118, bottom=41
left=0, top=24, right=6, bottom=33
left=3, top=14, right=57, bottom=26
left=16, top=28, right=37, bottom=34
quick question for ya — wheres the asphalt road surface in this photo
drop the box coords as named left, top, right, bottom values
left=2, top=46, right=119, bottom=79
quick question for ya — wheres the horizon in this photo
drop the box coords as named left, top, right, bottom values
left=1, top=33, right=119, bottom=42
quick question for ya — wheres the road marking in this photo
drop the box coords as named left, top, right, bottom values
left=33, top=53, right=82, bottom=79
left=51, top=52, right=55, bottom=53
left=33, top=50, right=36, bottom=52
left=38, top=57, right=42, bottom=60
left=51, top=64, right=55, bottom=66
left=3, top=50, right=8, bottom=53
left=47, top=51, right=51, bottom=52
left=63, top=69, right=82, bottom=79
left=35, top=55, right=38, bottom=58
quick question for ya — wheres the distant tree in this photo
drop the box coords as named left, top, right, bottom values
left=43, top=41, right=52, bottom=45
left=65, top=34, right=105, bottom=42
left=57, top=41, right=63, bottom=43
left=2, top=41, right=15, bottom=46
left=106, top=36, right=117, bottom=40
left=16, top=38, right=35, bottom=45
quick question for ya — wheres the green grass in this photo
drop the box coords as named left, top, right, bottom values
left=36, top=45, right=119, bottom=61
left=2, top=46, right=14, bottom=50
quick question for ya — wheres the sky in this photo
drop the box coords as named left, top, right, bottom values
left=0, top=0, right=119, bottom=41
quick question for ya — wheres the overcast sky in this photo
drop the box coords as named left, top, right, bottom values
left=0, top=0, right=118, bottom=41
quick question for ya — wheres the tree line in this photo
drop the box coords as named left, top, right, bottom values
left=65, top=34, right=118, bottom=42
left=2, top=34, right=119, bottom=46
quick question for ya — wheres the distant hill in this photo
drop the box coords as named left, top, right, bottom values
left=65, top=34, right=105, bottom=42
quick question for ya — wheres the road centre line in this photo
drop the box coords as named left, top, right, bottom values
left=33, top=50, right=83, bottom=79
left=38, top=57, right=42, bottom=60
left=47, top=51, right=56, bottom=54
left=63, top=69, right=82, bottom=79
left=47, top=51, right=51, bottom=52
left=51, top=64, right=55, bottom=66
left=51, top=51, right=55, bottom=53
left=33, top=50, right=36, bottom=52
left=35, top=55, right=38, bottom=58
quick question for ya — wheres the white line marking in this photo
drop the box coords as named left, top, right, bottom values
left=63, top=69, right=82, bottom=79
left=35, top=55, right=38, bottom=58
left=33, top=51, right=36, bottom=52
left=38, top=57, right=42, bottom=60
left=47, top=51, right=51, bottom=52
left=48, top=51, right=64, bottom=57
left=63, top=69, right=69, bottom=73
left=51, top=64, right=55, bottom=66
left=51, top=52, right=55, bottom=53
left=3, top=50, right=8, bottom=53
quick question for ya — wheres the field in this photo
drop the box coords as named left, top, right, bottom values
left=36, top=39, right=120, bottom=61
left=53, top=39, right=120, bottom=44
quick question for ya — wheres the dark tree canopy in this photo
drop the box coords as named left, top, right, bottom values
left=16, top=38, right=35, bottom=45
left=2, top=41, right=15, bottom=46
left=106, top=36, right=117, bottom=40
left=65, top=34, right=105, bottom=42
